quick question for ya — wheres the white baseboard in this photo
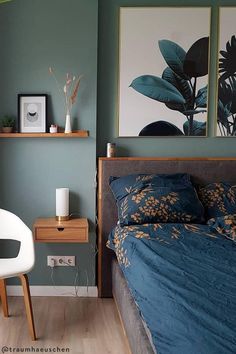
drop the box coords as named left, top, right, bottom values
left=6, top=285, right=98, bottom=297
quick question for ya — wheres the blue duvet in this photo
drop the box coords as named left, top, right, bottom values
left=107, top=222, right=236, bottom=354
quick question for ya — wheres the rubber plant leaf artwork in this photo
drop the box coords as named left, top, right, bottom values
left=182, top=110, right=206, bottom=116
left=130, top=37, right=209, bottom=137
left=195, top=86, right=208, bottom=108
left=183, top=37, right=209, bottom=78
left=183, top=120, right=206, bottom=136
left=130, top=75, right=186, bottom=104
left=162, top=67, right=192, bottom=113
left=139, top=121, right=184, bottom=136
left=159, top=40, right=189, bottom=80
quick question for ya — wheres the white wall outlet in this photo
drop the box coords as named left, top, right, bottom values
left=64, top=256, right=76, bottom=266
left=47, top=256, right=76, bottom=267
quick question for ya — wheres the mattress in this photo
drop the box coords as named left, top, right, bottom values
left=112, top=258, right=155, bottom=354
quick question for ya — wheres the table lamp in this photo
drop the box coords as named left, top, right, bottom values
left=56, top=188, right=69, bottom=221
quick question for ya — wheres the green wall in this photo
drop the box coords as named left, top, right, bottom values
left=97, top=0, right=236, bottom=156
left=1, top=0, right=236, bottom=287
left=0, top=0, right=98, bottom=286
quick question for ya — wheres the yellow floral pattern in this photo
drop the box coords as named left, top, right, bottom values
left=198, top=182, right=236, bottom=218
left=107, top=222, right=220, bottom=267
left=123, top=188, right=201, bottom=225
left=110, top=173, right=204, bottom=226
left=208, top=214, right=236, bottom=242
left=107, top=225, right=150, bottom=267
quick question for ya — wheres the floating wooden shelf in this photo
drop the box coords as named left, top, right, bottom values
left=0, top=130, right=89, bottom=138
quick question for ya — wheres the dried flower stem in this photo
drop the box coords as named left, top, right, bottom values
left=49, top=67, right=82, bottom=116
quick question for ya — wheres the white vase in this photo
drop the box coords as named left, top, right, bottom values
left=65, top=114, right=72, bottom=133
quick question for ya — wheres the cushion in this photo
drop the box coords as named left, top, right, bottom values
left=207, top=214, right=236, bottom=242
left=109, top=173, right=205, bottom=226
left=110, top=173, right=191, bottom=200
left=198, top=182, right=236, bottom=219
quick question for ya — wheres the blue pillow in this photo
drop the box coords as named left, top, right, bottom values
left=109, top=173, right=205, bottom=226
left=198, top=182, right=236, bottom=219
left=109, top=173, right=191, bottom=200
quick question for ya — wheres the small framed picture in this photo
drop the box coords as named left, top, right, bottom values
left=18, top=94, right=47, bottom=133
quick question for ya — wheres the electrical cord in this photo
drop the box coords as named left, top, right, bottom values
left=62, top=259, right=80, bottom=296
left=49, top=259, right=80, bottom=297
left=49, top=256, right=93, bottom=297
left=48, top=224, right=97, bottom=296
left=89, top=242, right=98, bottom=284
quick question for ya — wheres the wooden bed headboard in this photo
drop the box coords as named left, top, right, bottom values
left=98, top=157, right=236, bottom=297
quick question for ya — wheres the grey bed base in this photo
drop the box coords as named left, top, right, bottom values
left=112, top=259, right=155, bottom=354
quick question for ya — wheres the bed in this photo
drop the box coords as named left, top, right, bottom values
left=97, top=157, right=236, bottom=354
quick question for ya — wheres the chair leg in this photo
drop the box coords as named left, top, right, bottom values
left=19, top=274, right=36, bottom=341
left=0, top=279, right=9, bottom=317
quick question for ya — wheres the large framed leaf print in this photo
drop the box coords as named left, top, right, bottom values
left=217, top=8, right=236, bottom=137
left=118, top=7, right=211, bottom=137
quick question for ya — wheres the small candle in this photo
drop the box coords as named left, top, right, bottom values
left=107, top=143, right=116, bottom=158
left=50, top=125, right=58, bottom=133
left=56, top=188, right=69, bottom=221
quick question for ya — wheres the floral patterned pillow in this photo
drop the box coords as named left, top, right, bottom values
left=198, top=182, right=236, bottom=219
left=109, top=174, right=205, bottom=226
left=207, top=214, right=236, bottom=242
left=109, top=173, right=191, bottom=201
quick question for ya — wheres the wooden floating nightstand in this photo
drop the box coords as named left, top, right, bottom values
left=33, top=217, right=89, bottom=243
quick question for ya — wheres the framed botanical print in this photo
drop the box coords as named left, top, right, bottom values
left=18, top=94, right=47, bottom=133
left=118, top=7, right=211, bottom=137
left=217, top=7, right=236, bottom=137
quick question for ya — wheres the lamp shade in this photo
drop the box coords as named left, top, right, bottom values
left=56, top=188, right=69, bottom=221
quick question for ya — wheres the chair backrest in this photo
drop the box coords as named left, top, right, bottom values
left=0, top=209, right=31, bottom=242
left=0, top=209, right=35, bottom=269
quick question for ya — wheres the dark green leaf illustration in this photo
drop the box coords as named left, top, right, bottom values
left=218, top=100, right=231, bottom=125
left=182, top=110, right=206, bottom=117
left=139, top=121, right=184, bottom=136
left=158, top=40, right=188, bottom=79
left=162, top=67, right=192, bottom=112
left=130, top=75, right=186, bottom=104
left=183, top=120, right=206, bottom=136
left=217, top=35, right=236, bottom=136
left=218, top=79, right=236, bottom=114
left=183, top=37, right=209, bottom=78
left=219, top=35, right=236, bottom=81
left=131, top=37, right=209, bottom=136
left=195, top=86, right=207, bottom=108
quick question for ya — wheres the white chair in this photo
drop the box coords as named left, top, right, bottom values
left=0, top=209, right=36, bottom=340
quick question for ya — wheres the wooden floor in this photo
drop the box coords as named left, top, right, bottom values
left=0, top=297, right=129, bottom=354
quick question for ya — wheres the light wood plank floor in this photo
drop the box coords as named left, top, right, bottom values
left=0, top=297, right=129, bottom=354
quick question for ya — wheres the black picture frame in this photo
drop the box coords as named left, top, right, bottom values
left=18, top=94, right=48, bottom=133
